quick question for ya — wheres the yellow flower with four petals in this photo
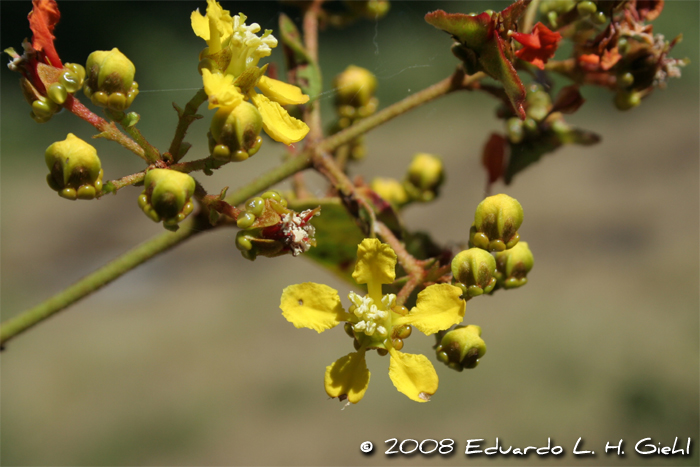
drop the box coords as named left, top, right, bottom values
left=280, top=238, right=466, bottom=404
left=191, top=1, right=310, bottom=146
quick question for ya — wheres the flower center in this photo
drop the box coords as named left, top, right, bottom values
left=348, top=292, right=395, bottom=340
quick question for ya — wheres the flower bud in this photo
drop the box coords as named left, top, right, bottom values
left=138, top=169, right=195, bottom=231
left=45, top=133, right=104, bottom=200
left=333, top=66, right=378, bottom=118
left=495, top=241, right=534, bottom=289
left=614, top=90, right=641, bottom=110
left=403, top=153, right=444, bottom=202
left=343, top=0, right=390, bottom=20
left=84, top=48, right=138, bottom=111
left=371, top=177, right=409, bottom=207
left=576, top=0, right=597, bottom=17
left=435, top=325, right=486, bottom=371
left=209, top=102, right=264, bottom=162
left=470, top=194, right=523, bottom=251
left=451, top=248, right=497, bottom=298
left=525, top=85, right=551, bottom=122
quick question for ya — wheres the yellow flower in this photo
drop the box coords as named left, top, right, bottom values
left=280, top=238, right=466, bottom=404
left=192, top=1, right=310, bottom=146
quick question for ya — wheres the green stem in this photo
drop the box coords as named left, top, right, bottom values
left=107, top=109, right=161, bottom=163
left=101, top=171, right=146, bottom=196
left=169, top=88, right=207, bottom=162
left=100, top=157, right=226, bottom=197
left=224, top=153, right=312, bottom=205
left=0, top=154, right=313, bottom=347
left=64, top=95, right=148, bottom=161
left=522, top=0, right=541, bottom=33
left=318, top=71, right=482, bottom=153
left=0, top=215, right=209, bottom=347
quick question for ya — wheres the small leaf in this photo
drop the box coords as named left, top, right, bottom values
left=482, top=133, right=507, bottom=186
left=504, top=126, right=601, bottom=184
left=278, top=13, right=322, bottom=99
left=550, top=85, right=585, bottom=114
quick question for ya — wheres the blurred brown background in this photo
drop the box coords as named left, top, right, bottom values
left=1, top=1, right=698, bottom=465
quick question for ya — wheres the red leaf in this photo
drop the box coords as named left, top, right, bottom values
left=28, top=0, right=62, bottom=68
left=482, top=133, right=507, bottom=186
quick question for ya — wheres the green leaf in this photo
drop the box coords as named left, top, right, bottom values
left=425, top=9, right=526, bottom=118
left=478, top=35, right=526, bottom=119
left=278, top=13, right=322, bottom=100
left=425, top=10, right=491, bottom=51
left=504, top=127, right=600, bottom=184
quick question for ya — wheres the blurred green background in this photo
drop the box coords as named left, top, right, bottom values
left=1, top=1, right=698, bottom=465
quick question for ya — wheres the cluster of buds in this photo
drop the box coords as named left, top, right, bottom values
left=5, top=1, right=139, bottom=120
left=436, top=325, right=486, bottom=371
left=441, top=194, right=532, bottom=372
left=334, top=65, right=378, bottom=125
left=453, top=194, right=534, bottom=297
left=138, top=169, right=196, bottom=231
left=371, top=153, right=445, bottom=207
left=332, top=65, right=378, bottom=160
left=235, top=191, right=320, bottom=260
left=83, top=48, right=139, bottom=111
left=45, top=133, right=103, bottom=200
left=5, top=40, right=87, bottom=123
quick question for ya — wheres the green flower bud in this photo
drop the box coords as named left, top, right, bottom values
left=84, top=48, right=138, bottom=111
left=47, top=83, right=68, bottom=105
left=592, top=11, right=607, bottom=24
left=371, top=177, right=409, bottom=207
left=539, top=0, right=576, bottom=15
left=139, top=169, right=195, bottom=230
left=45, top=133, right=104, bottom=200
left=495, top=241, right=534, bottom=289
left=403, top=153, right=444, bottom=202
left=343, top=0, right=390, bottom=20
left=451, top=248, right=497, bottom=298
left=576, top=0, right=597, bottom=17
left=333, top=65, right=378, bottom=116
left=614, top=90, right=641, bottom=110
left=435, top=325, right=486, bottom=371
left=209, top=101, right=263, bottom=162
left=470, top=194, right=523, bottom=251
left=507, top=117, right=524, bottom=143
left=617, top=72, right=634, bottom=89
left=525, top=85, right=552, bottom=122
left=61, top=63, right=86, bottom=93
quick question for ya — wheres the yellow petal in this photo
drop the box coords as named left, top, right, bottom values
left=250, top=91, right=309, bottom=145
left=388, top=348, right=438, bottom=402
left=325, top=350, right=370, bottom=404
left=280, top=283, right=347, bottom=333
left=190, top=8, right=209, bottom=40
left=202, top=69, right=243, bottom=109
left=352, top=238, right=397, bottom=286
left=394, top=284, right=465, bottom=335
left=190, top=0, right=233, bottom=45
left=257, top=75, right=310, bottom=106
